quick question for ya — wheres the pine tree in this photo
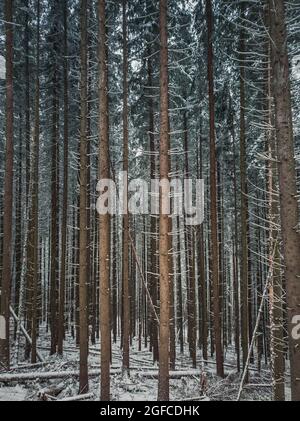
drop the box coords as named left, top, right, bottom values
left=99, top=0, right=111, bottom=401
left=158, top=0, right=171, bottom=401
left=58, top=0, right=69, bottom=357
left=30, top=0, right=41, bottom=364
left=206, top=0, right=224, bottom=379
left=0, top=0, right=14, bottom=370
left=122, top=0, right=130, bottom=376
left=269, top=0, right=300, bottom=401
left=239, top=3, right=249, bottom=376
left=79, top=0, right=89, bottom=394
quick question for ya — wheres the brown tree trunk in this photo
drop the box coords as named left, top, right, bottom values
left=176, top=216, right=184, bottom=355
left=0, top=0, right=14, bottom=369
left=99, top=0, right=111, bottom=401
left=239, top=4, right=249, bottom=378
left=157, top=0, right=171, bottom=401
left=78, top=0, right=89, bottom=395
left=228, top=99, right=241, bottom=372
left=25, top=0, right=30, bottom=200
left=197, top=131, right=208, bottom=361
left=49, top=6, right=59, bottom=355
left=169, top=217, right=176, bottom=371
left=147, top=51, right=159, bottom=364
left=264, top=5, right=285, bottom=400
left=269, top=0, right=300, bottom=401
left=111, top=216, right=118, bottom=344
left=58, top=0, right=69, bottom=357
left=206, top=0, right=224, bottom=378
left=122, top=0, right=130, bottom=376
left=183, top=112, right=196, bottom=368
left=31, top=0, right=41, bottom=364
left=14, top=124, right=23, bottom=340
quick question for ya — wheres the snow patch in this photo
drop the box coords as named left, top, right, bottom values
left=292, top=55, right=300, bottom=81
left=0, top=386, right=27, bottom=401
left=0, top=55, right=5, bottom=80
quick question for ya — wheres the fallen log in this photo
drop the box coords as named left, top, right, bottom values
left=139, top=369, right=201, bottom=379
left=40, top=394, right=57, bottom=401
left=38, top=383, right=65, bottom=401
left=10, top=362, right=49, bottom=371
left=10, top=306, right=45, bottom=363
left=199, top=359, right=261, bottom=373
left=58, top=393, right=94, bottom=402
left=181, top=396, right=210, bottom=402
left=0, top=369, right=121, bottom=383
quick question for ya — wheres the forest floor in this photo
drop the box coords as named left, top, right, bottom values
left=0, top=327, right=276, bottom=401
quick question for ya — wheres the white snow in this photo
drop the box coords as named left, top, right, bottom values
left=0, top=55, right=5, bottom=80
left=0, top=386, right=27, bottom=401
left=0, top=326, right=274, bottom=401
left=292, top=55, right=300, bottom=81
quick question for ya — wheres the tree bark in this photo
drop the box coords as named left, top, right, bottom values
left=122, top=0, right=130, bottom=376
left=49, top=2, right=60, bottom=356
left=147, top=50, right=159, bottom=364
left=58, top=0, right=69, bottom=357
left=99, top=0, right=111, bottom=401
left=239, top=4, right=250, bottom=378
left=269, top=0, right=300, bottom=401
left=206, top=0, right=224, bottom=378
left=78, top=0, right=89, bottom=395
left=0, top=0, right=14, bottom=370
left=197, top=130, right=208, bottom=361
left=31, top=0, right=41, bottom=364
left=158, top=0, right=171, bottom=401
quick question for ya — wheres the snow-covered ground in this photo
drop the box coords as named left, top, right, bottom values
left=0, top=327, right=274, bottom=401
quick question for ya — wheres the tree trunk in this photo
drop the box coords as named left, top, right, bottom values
left=177, top=215, right=184, bottom=355
left=197, top=130, right=208, bottom=361
left=239, top=4, right=249, bottom=379
left=147, top=50, right=159, bottom=364
left=206, top=0, right=224, bottom=378
left=122, top=0, right=130, bottom=376
left=78, top=0, right=89, bottom=395
left=58, top=0, right=69, bottom=357
left=228, top=99, right=241, bottom=372
left=269, top=0, right=300, bottom=401
left=98, top=0, right=111, bottom=401
left=49, top=5, right=59, bottom=355
left=157, top=0, right=171, bottom=401
left=31, top=0, right=41, bottom=364
left=0, top=0, right=14, bottom=370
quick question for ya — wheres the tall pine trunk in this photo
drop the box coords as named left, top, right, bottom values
left=31, top=0, right=41, bottom=364
left=49, top=3, right=59, bottom=355
left=147, top=51, right=159, bottom=364
left=206, top=0, right=224, bottom=378
left=122, top=0, right=130, bottom=375
left=0, top=0, right=14, bottom=369
left=99, top=0, right=111, bottom=401
left=269, top=0, right=300, bottom=401
left=78, top=0, right=89, bottom=394
left=158, top=0, right=171, bottom=401
left=239, top=4, right=249, bottom=376
left=58, top=0, right=69, bottom=357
